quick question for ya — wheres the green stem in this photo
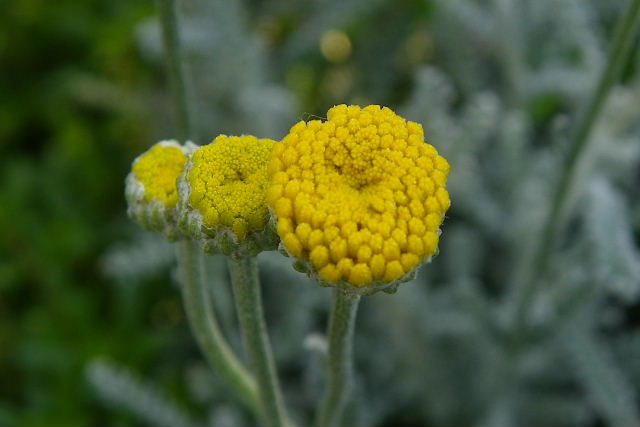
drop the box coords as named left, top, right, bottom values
left=511, top=0, right=640, bottom=330
left=315, top=290, right=361, bottom=427
left=156, top=0, right=193, bottom=141
left=175, top=241, right=259, bottom=413
left=492, top=0, right=524, bottom=107
left=227, top=255, right=290, bottom=427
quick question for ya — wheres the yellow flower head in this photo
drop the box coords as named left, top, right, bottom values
left=268, top=105, right=450, bottom=294
left=126, top=140, right=191, bottom=241
left=179, top=135, right=280, bottom=256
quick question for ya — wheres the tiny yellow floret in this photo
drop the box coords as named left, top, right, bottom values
left=269, top=104, right=450, bottom=292
left=319, top=263, right=342, bottom=283
left=349, top=263, right=372, bottom=287
left=370, top=254, right=387, bottom=279
left=284, top=233, right=303, bottom=257
left=384, top=260, right=405, bottom=282
left=310, top=245, right=330, bottom=269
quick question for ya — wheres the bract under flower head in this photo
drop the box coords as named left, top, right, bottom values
left=178, top=135, right=280, bottom=256
left=126, top=140, right=192, bottom=241
left=267, top=104, right=450, bottom=295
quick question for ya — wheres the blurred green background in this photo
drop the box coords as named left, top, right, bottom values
left=2, top=0, right=640, bottom=426
left=1, top=0, right=159, bottom=424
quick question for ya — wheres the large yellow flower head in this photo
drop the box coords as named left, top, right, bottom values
left=267, top=105, right=450, bottom=295
left=178, top=135, right=280, bottom=256
left=126, top=140, right=192, bottom=241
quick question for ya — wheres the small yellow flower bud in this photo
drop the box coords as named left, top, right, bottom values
left=126, top=140, right=192, bottom=241
left=178, top=135, right=280, bottom=256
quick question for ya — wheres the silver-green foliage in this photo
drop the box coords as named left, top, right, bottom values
left=86, top=359, right=200, bottom=427
left=94, top=0, right=640, bottom=425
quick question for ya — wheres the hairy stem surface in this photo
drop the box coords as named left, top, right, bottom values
left=228, top=255, right=290, bottom=427
left=175, top=241, right=259, bottom=412
left=156, top=0, right=193, bottom=141
left=315, top=290, right=361, bottom=427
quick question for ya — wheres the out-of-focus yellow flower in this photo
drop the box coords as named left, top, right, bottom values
left=179, top=135, right=280, bottom=256
left=268, top=105, right=450, bottom=294
left=320, top=29, right=352, bottom=63
left=126, top=140, right=191, bottom=241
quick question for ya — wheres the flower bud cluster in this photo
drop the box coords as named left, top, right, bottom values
left=126, top=105, right=450, bottom=293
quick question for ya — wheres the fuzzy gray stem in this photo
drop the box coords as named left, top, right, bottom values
left=511, top=0, right=640, bottom=331
left=227, top=255, right=290, bottom=427
left=156, top=0, right=193, bottom=141
left=492, top=0, right=524, bottom=107
left=175, top=241, right=259, bottom=413
left=315, top=290, right=361, bottom=427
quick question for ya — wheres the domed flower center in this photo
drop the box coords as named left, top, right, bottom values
left=188, top=135, right=276, bottom=240
left=132, top=143, right=187, bottom=208
left=268, top=104, right=451, bottom=289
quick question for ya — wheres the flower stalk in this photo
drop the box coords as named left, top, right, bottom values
left=511, top=0, right=640, bottom=332
left=315, top=290, right=361, bottom=427
left=227, top=255, right=291, bottom=427
left=156, top=0, right=192, bottom=141
left=175, top=241, right=260, bottom=412
left=154, top=0, right=266, bottom=418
